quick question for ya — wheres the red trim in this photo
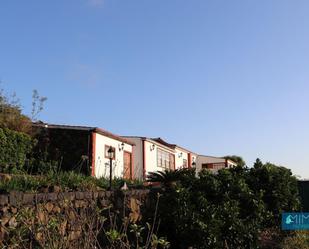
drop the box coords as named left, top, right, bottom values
left=131, top=148, right=134, bottom=179
left=94, top=128, right=135, bottom=145
left=91, top=132, right=96, bottom=177
left=123, top=150, right=133, bottom=180
left=173, top=154, right=176, bottom=170
left=142, top=140, right=146, bottom=180
left=188, top=153, right=192, bottom=168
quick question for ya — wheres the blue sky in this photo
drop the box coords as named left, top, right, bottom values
left=1, top=0, right=308, bottom=178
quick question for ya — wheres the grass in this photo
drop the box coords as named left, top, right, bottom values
left=280, top=231, right=309, bottom=249
left=0, top=171, right=145, bottom=193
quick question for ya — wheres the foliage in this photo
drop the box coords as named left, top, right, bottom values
left=31, top=89, right=47, bottom=121
left=0, top=87, right=32, bottom=135
left=0, top=171, right=145, bottom=193
left=0, top=128, right=34, bottom=173
left=247, top=159, right=300, bottom=227
left=280, top=231, right=309, bottom=249
left=0, top=85, right=50, bottom=174
left=101, top=195, right=169, bottom=249
left=29, top=126, right=92, bottom=174
left=298, top=180, right=309, bottom=211
left=224, top=155, right=246, bottom=167
left=146, top=160, right=301, bottom=249
left=0, top=86, right=46, bottom=135
left=147, top=169, right=186, bottom=189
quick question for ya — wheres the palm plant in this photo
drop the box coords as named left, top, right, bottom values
left=147, top=169, right=183, bottom=188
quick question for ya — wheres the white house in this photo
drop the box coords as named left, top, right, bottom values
left=196, top=155, right=237, bottom=173
left=33, top=123, right=135, bottom=179
left=121, top=136, right=198, bottom=180
left=91, top=128, right=135, bottom=179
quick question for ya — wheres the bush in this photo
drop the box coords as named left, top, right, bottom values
left=146, top=162, right=301, bottom=249
left=248, top=159, right=301, bottom=227
left=0, top=171, right=146, bottom=193
left=281, top=231, right=309, bottom=249
left=0, top=128, right=33, bottom=173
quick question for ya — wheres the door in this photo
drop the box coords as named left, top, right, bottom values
left=123, top=151, right=132, bottom=179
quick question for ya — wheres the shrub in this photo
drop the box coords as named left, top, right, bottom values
left=0, top=128, right=33, bottom=173
left=0, top=174, right=48, bottom=193
left=0, top=171, right=146, bottom=193
left=281, top=231, right=309, bottom=249
left=248, top=159, right=301, bottom=227
left=146, top=161, right=301, bottom=249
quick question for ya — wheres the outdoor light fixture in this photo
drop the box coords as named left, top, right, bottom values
left=178, top=152, right=183, bottom=158
left=150, top=144, right=156, bottom=151
left=118, top=142, right=125, bottom=151
left=107, top=146, right=115, bottom=190
left=192, top=161, right=196, bottom=167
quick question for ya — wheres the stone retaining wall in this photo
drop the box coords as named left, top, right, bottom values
left=0, top=189, right=150, bottom=248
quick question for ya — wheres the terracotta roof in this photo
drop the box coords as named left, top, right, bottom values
left=32, top=122, right=135, bottom=145
left=93, top=128, right=135, bottom=145
left=152, top=137, right=177, bottom=149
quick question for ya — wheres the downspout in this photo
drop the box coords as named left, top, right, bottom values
left=188, top=153, right=192, bottom=168
left=87, top=132, right=91, bottom=175
left=91, top=132, right=96, bottom=177
left=142, top=139, right=146, bottom=180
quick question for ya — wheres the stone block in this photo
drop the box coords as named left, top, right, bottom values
left=47, top=193, right=58, bottom=201
left=35, top=193, right=47, bottom=203
left=105, top=191, right=112, bottom=198
left=93, top=192, right=99, bottom=199
left=23, top=193, right=35, bottom=205
left=84, top=191, right=92, bottom=199
left=98, top=191, right=105, bottom=198
left=75, top=192, right=84, bottom=200
left=9, top=191, right=23, bottom=207
left=59, top=192, right=75, bottom=201
left=0, top=195, right=8, bottom=206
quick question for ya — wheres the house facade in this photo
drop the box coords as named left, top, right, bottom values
left=91, top=130, right=134, bottom=179
left=196, top=155, right=237, bottom=173
left=33, top=123, right=236, bottom=180
left=121, top=136, right=198, bottom=180
left=175, top=146, right=198, bottom=170
left=33, top=123, right=134, bottom=179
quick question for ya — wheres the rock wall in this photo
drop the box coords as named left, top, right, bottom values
left=0, top=189, right=150, bottom=248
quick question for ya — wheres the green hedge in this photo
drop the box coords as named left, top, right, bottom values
left=298, top=180, right=309, bottom=211
left=146, top=162, right=301, bottom=249
left=0, top=128, right=33, bottom=172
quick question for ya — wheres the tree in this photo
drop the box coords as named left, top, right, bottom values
left=0, top=85, right=47, bottom=135
left=248, top=159, right=300, bottom=227
left=0, top=87, right=32, bottom=134
left=146, top=159, right=301, bottom=249
left=224, top=155, right=246, bottom=167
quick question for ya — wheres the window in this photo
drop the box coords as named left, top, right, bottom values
left=157, top=148, right=175, bottom=170
left=213, top=163, right=225, bottom=170
left=202, top=163, right=225, bottom=170
left=104, top=145, right=116, bottom=159
left=183, top=159, right=187, bottom=167
left=202, top=163, right=212, bottom=169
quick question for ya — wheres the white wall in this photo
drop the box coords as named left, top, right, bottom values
left=175, top=147, right=189, bottom=169
left=93, top=133, right=133, bottom=178
left=144, top=140, right=175, bottom=177
left=196, top=155, right=226, bottom=173
left=121, top=137, right=199, bottom=180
